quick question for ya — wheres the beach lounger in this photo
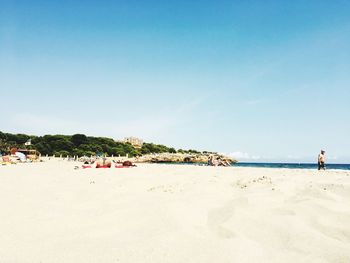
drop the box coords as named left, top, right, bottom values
left=96, top=163, right=111, bottom=168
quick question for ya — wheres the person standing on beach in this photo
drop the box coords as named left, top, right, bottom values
left=208, top=155, right=212, bottom=166
left=318, top=150, right=326, bottom=170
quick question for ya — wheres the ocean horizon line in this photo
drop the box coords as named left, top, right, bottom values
left=238, top=161, right=350, bottom=165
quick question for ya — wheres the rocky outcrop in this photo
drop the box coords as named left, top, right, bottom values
left=134, top=153, right=236, bottom=164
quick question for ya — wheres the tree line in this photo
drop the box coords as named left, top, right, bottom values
left=0, top=131, right=204, bottom=157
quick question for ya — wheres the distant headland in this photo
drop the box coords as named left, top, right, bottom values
left=0, top=131, right=235, bottom=164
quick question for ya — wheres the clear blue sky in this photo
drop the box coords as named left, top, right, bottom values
left=1, top=1, right=350, bottom=162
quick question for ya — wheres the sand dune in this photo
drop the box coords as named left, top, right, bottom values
left=1, top=160, right=350, bottom=262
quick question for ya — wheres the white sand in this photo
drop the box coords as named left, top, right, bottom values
left=1, top=160, right=350, bottom=263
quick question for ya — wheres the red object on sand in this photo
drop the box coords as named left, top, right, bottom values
left=96, top=163, right=111, bottom=168
left=82, top=165, right=92, bottom=169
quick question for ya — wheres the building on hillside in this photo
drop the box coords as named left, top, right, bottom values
left=123, top=137, right=143, bottom=149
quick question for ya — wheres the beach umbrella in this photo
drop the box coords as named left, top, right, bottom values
left=15, top=152, right=26, bottom=162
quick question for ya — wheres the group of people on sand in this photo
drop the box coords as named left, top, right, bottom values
left=208, top=155, right=230, bottom=167
left=75, top=157, right=136, bottom=169
left=0, top=152, right=33, bottom=165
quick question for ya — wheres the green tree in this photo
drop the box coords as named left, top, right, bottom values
left=50, top=139, right=74, bottom=152
left=78, top=144, right=90, bottom=150
left=71, top=134, right=88, bottom=147
left=0, top=131, right=7, bottom=141
left=35, top=142, right=52, bottom=155
left=169, top=147, right=176, bottom=153
left=178, top=149, right=185, bottom=154
left=15, top=134, right=31, bottom=144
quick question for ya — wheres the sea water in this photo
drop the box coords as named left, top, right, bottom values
left=233, top=162, right=350, bottom=171
left=161, top=162, right=350, bottom=171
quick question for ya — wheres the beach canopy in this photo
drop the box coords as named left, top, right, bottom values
left=15, top=152, right=26, bottom=162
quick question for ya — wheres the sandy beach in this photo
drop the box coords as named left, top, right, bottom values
left=1, top=160, right=350, bottom=263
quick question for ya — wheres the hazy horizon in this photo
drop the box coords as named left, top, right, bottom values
left=1, top=1, right=349, bottom=163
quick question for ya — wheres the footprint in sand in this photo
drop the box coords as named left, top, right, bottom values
left=147, top=184, right=183, bottom=193
left=304, top=205, right=350, bottom=243
left=207, top=198, right=248, bottom=239
left=233, top=176, right=273, bottom=189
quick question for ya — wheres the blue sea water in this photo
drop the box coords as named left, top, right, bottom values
left=160, top=162, right=350, bottom=171
left=234, top=162, right=350, bottom=171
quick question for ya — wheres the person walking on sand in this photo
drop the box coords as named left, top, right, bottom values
left=318, top=150, right=326, bottom=170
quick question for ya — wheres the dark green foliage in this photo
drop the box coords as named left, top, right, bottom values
left=169, top=147, right=177, bottom=153
left=187, top=149, right=201, bottom=154
left=51, top=139, right=74, bottom=152
left=71, top=134, right=88, bottom=147
left=177, top=148, right=202, bottom=154
left=0, top=131, right=7, bottom=140
left=35, top=142, right=52, bottom=155
left=14, top=134, right=30, bottom=144
left=140, top=143, right=180, bottom=154
left=0, top=131, right=203, bottom=157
